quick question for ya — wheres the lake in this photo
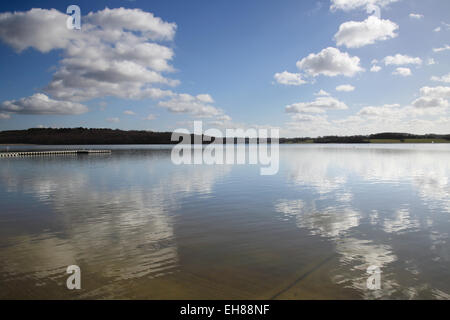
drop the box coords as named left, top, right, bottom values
left=1, top=144, right=450, bottom=299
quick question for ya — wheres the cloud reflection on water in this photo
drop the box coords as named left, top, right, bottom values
left=276, top=145, right=450, bottom=299
left=0, top=153, right=231, bottom=297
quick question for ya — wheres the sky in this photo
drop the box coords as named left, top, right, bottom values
left=0, top=0, right=449, bottom=137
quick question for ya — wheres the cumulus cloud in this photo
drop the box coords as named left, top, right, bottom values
left=358, top=104, right=401, bottom=117
left=420, top=86, right=450, bottom=99
left=0, top=7, right=185, bottom=115
left=412, top=97, right=449, bottom=109
left=123, top=110, right=136, bottom=115
left=431, top=73, right=450, bottom=83
left=336, top=84, right=355, bottom=92
left=405, top=86, right=450, bottom=115
left=85, top=7, right=176, bottom=41
left=285, top=84, right=450, bottom=137
left=0, top=93, right=88, bottom=115
left=158, top=93, right=223, bottom=117
left=0, top=7, right=226, bottom=121
left=392, top=67, right=412, bottom=77
left=409, top=13, right=423, bottom=20
left=0, top=8, right=176, bottom=53
left=358, top=102, right=447, bottom=121
left=286, top=96, right=348, bottom=114
left=334, top=16, right=398, bottom=48
left=0, top=113, right=11, bottom=119
left=344, top=86, right=449, bottom=133
left=196, top=94, right=214, bottom=104
left=0, top=8, right=75, bottom=53
left=383, top=54, right=422, bottom=66
left=330, top=0, right=400, bottom=12
left=273, top=71, right=306, bottom=86
left=296, top=47, right=364, bottom=77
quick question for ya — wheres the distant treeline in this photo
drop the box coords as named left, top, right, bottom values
left=317, top=133, right=450, bottom=143
left=0, top=128, right=449, bottom=145
left=282, top=132, right=450, bottom=144
left=0, top=128, right=179, bottom=145
left=0, top=128, right=268, bottom=145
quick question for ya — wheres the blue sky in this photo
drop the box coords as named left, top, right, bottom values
left=0, top=0, right=449, bottom=137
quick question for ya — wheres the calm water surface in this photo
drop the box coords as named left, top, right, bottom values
left=1, top=144, right=450, bottom=299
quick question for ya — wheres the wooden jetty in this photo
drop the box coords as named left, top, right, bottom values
left=0, top=150, right=111, bottom=158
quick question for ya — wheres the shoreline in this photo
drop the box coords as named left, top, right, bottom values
left=1, top=141, right=450, bottom=146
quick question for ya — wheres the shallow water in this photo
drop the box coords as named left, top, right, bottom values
left=1, top=144, right=450, bottom=299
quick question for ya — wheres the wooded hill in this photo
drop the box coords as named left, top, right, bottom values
left=0, top=128, right=449, bottom=145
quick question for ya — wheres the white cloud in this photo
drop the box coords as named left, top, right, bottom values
left=0, top=8, right=180, bottom=109
left=286, top=96, right=348, bottom=114
left=106, top=117, right=120, bottom=123
left=433, top=45, right=450, bottom=53
left=273, top=71, right=307, bottom=86
left=349, top=102, right=448, bottom=133
left=123, top=110, right=136, bottom=115
left=334, top=16, right=398, bottom=48
left=427, top=58, right=436, bottom=65
left=158, top=93, right=222, bottom=117
left=0, top=8, right=225, bottom=123
left=392, top=67, right=412, bottom=77
left=358, top=98, right=448, bottom=121
left=383, top=54, right=422, bottom=66
left=409, top=13, right=424, bottom=20
left=0, top=113, right=11, bottom=119
left=407, top=86, right=450, bottom=114
left=0, top=8, right=75, bottom=53
left=420, top=86, right=450, bottom=99
left=412, top=97, right=449, bottom=109
left=371, top=65, right=382, bottom=72
left=358, top=104, right=401, bottom=117
left=196, top=94, right=214, bottom=104
left=0, top=93, right=88, bottom=115
left=85, top=7, right=176, bottom=41
left=336, top=84, right=355, bottom=92
left=330, top=0, right=400, bottom=12
left=434, top=27, right=441, bottom=32
left=431, top=73, right=450, bottom=83
left=284, top=84, right=450, bottom=137
left=296, top=47, right=364, bottom=77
